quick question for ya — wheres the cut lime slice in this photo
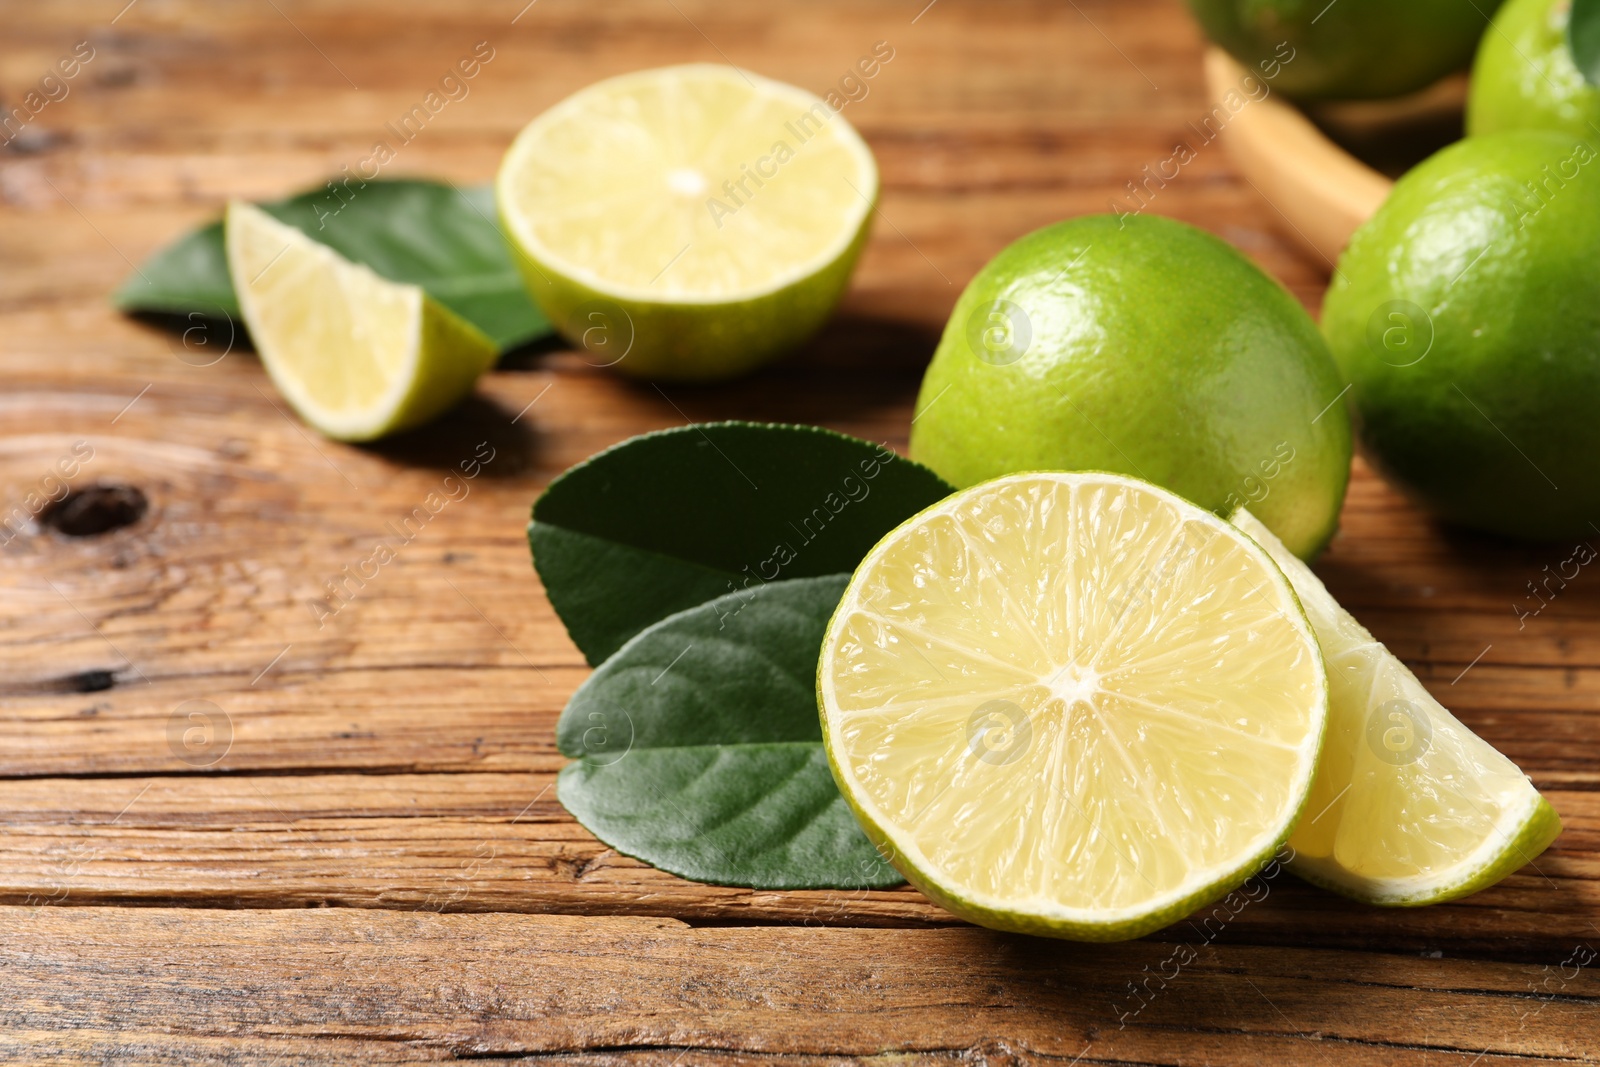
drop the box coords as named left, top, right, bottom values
left=818, top=472, right=1328, bottom=941
left=225, top=202, right=497, bottom=442
left=496, top=64, right=877, bottom=381
left=1233, top=509, right=1562, bottom=904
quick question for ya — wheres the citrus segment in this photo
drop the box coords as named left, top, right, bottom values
left=1233, top=509, right=1562, bottom=904
left=225, top=202, right=497, bottom=442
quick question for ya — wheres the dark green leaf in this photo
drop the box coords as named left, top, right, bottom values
left=113, top=179, right=551, bottom=351
left=557, top=574, right=901, bottom=889
left=117, top=220, right=238, bottom=319
left=1570, top=0, right=1600, bottom=88
left=530, top=422, right=953, bottom=665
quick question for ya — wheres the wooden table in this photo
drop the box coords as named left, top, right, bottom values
left=1, top=1, right=1594, bottom=1062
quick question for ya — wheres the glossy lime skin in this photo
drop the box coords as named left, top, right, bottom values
left=1323, top=131, right=1600, bottom=541
left=1468, top=0, right=1600, bottom=138
left=1189, top=0, right=1500, bottom=100
left=908, top=215, right=1351, bottom=560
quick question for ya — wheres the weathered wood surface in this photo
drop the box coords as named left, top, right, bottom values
left=2, top=906, right=1597, bottom=1065
left=1, top=0, right=1596, bottom=1061
left=0, top=772, right=1595, bottom=960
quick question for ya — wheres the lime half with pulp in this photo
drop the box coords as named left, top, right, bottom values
left=818, top=471, right=1328, bottom=941
left=496, top=64, right=877, bottom=381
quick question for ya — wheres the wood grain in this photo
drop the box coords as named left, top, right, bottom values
left=0, top=773, right=1594, bottom=957
left=4, top=906, right=1596, bottom=1065
left=1, top=0, right=1596, bottom=1060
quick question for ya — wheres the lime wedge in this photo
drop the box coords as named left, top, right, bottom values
left=225, top=201, right=497, bottom=442
left=496, top=64, right=877, bottom=381
left=1232, top=509, right=1562, bottom=904
left=818, top=472, right=1329, bottom=941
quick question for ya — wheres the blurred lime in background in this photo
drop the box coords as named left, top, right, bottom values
left=1190, top=0, right=1501, bottom=100
left=1468, top=0, right=1600, bottom=138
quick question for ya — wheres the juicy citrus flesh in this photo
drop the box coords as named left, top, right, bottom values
left=498, top=64, right=876, bottom=302
left=1233, top=510, right=1561, bottom=904
left=819, top=472, right=1328, bottom=940
left=230, top=202, right=413, bottom=416
left=226, top=202, right=496, bottom=442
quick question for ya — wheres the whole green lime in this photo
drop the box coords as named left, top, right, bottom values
left=908, top=214, right=1352, bottom=560
left=1468, top=0, right=1600, bottom=138
left=1322, top=131, right=1600, bottom=541
left=1189, top=0, right=1500, bottom=100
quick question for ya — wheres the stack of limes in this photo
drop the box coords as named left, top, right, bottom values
left=1267, top=0, right=1600, bottom=540
left=1183, top=0, right=1600, bottom=538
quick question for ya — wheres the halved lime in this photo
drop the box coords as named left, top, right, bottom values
left=225, top=202, right=497, bottom=442
left=496, top=64, right=877, bottom=381
left=1233, top=509, right=1562, bottom=905
left=818, top=472, right=1328, bottom=941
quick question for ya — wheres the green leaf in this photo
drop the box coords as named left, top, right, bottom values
left=113, top=179, right=551, bottom=351
left=1571, top=0, right=1600, bottom=88
left=117, top=220, right=239, bottom=319
left=530, top=422, right=953, bottom=665
left=556, top=574, right=901, bottom=890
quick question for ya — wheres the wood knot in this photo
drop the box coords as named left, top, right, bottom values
left=39, top=483, right=148, bottom=537
left=70, top=669, right=116, bottom=693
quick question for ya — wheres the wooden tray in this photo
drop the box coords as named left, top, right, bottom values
left=1203, top=48, right=1468, bottom=265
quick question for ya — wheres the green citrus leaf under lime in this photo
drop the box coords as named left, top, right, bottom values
left=1189, top=0, right=1499, bottom=101
left=1322, top=130, right=1600, bottom=541
left=119, top=180, right=551, bottom=352
left=1468, top=0, right=1600, bottom=138
left=908, top=214, right=1351, bottom=561
left=557, top=574, right=902, bottom=890
left=1572, top=0, right=1600, bottom=86
left=530, top=421, right=951, bottom=666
